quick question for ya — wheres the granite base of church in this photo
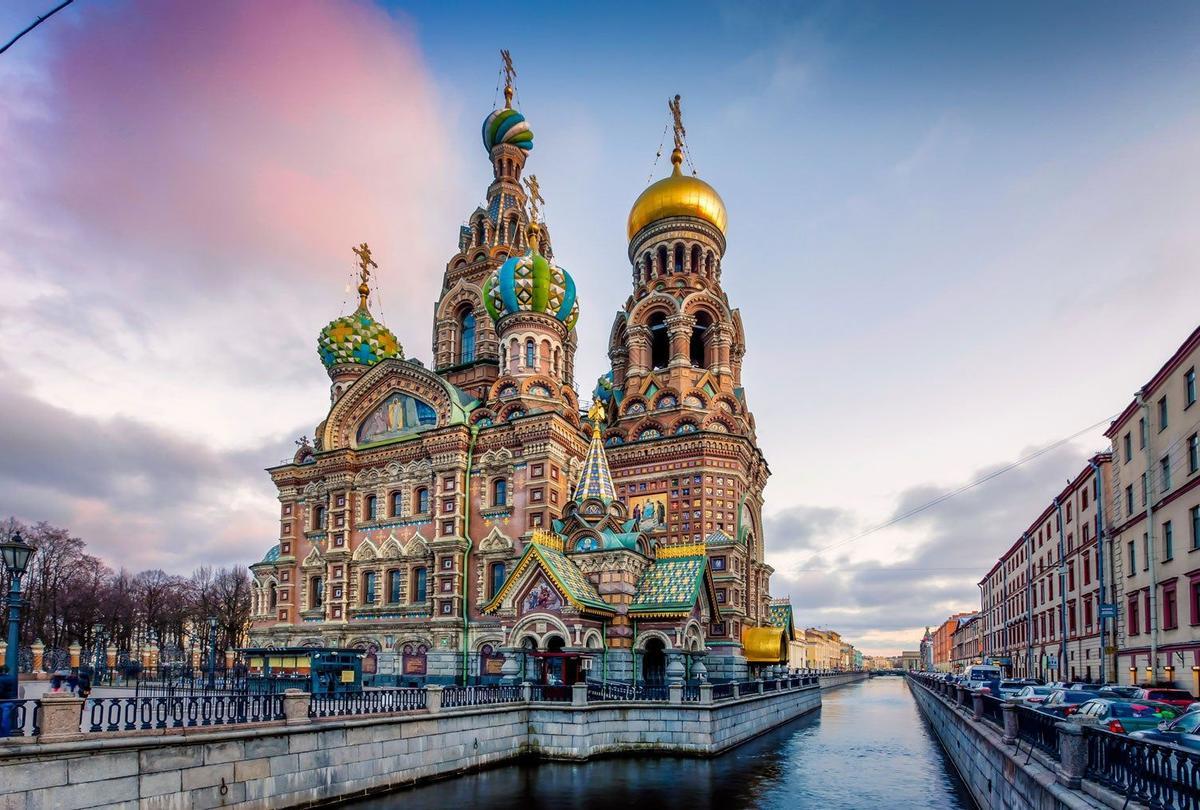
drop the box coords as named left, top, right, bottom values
left=0, top=682, right=831, bottom=810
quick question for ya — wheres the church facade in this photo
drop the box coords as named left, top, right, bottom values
left=247, top=66, right=784, bottom=685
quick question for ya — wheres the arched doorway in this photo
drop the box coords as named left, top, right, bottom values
left=644, top=638, right=667, bottom=686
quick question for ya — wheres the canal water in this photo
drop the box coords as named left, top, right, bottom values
left=347, top=676, right=975, bottom=809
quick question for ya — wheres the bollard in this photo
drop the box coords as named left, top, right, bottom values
left=699, top=683, right=714, bottom=706
left=731, top=682, right=740, bottom=699
left=1055, top=722, right=1087, bottom=789
left=282, top=688, right=311, bottom=726
left=572, top=682, right=588, bottom=707
left=1002, top=699, right=1019, bottom=744
left=39, top=693, right=84, bottom=741
left=425, top=684, right=444, bottom=714
left=669, top=684, right=683, bottom=705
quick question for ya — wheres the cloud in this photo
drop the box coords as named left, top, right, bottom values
left=763, top=504, right=853, bottom=551
left=772, top=440, right=1096, bottom=653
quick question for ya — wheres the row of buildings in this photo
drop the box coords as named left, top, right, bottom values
left=775, top=617, right=863, bottom=671
left=972, top=325, right=1200, bottom=689
left=918, top=613, right=984, bottom=673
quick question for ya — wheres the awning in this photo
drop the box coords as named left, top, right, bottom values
left=742, top=626, right=788, bottom=664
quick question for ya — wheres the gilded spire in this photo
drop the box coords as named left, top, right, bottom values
left=501, top=49, right=516, bottom=109
left=523, top=173, right=545, bottom=250
left=575, top=401, right=616, bottom=504
left=668, top=94, right=685, bottom=174
left=352, top=242, right=377, bottom=310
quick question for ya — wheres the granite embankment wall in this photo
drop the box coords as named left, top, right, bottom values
left=907, top=677, right=1124, bottom=810
left=0, top=675, right=863, bottom=810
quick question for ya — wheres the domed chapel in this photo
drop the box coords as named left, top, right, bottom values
left=249, top=56, right=790, bottom=686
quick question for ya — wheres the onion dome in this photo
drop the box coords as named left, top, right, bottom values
left=482, top=107, right=533, bottom=154
left=627, top=147, right=727, bottom=240
left=317, top=254, right=402, bottom=370
left=482, top=224, right=579, bottom=329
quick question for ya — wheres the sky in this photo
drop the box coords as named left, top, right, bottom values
left=2, top=1, right=1199, bottom=655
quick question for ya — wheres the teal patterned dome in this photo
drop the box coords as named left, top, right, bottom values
left=318, top=304, right=403, bottom=370
left=482, top=228, right=578, bottom=329
left=482, top=106, right=533, bottom=153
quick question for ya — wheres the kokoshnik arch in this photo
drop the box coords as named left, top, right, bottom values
left=248, top=57, right=791, bottom=685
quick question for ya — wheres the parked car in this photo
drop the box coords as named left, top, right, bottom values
left=1066, top=682, right=1104, bottom=692
left=1097, top=686, right=1141, bottom=700
left=1129, top=709, right=1200, bottom=750
left=998, top=680, right=1027, bottom=698
left=1074, top=698, right=1182, bottom=734
left=1014, top=685, right=1053, bottom=705
left=963, top=665, right=1003, bottom=691
left=1039, top=690, right=1096, bottom=717
left=1133, top=688, right=1196, bottom=709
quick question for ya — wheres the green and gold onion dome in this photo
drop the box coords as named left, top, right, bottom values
left=627, top=147, right=727, bottom=240
left=483, top=224, right=578, bottom=329
left=318, top=281, right=403, bottom=370
left=482, top=105, right=533, bottom=154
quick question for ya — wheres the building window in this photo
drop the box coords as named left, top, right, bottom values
left=1164, top=520, right=1174, bottom=561
left=1140, top=417, right=1147, bottom=449
left=492, top=478, right=507, bottom=507
left=362, top=572, right=377, bottom=604
left=412, top=567, right=427, bottom=603
left=1143, top=533, right=1150, bottom=571
left=649, top=313, right=670, bottom=369
left=1164, top=583, right=1178, bottom=631
left=1159, top=396, right=1169, bottom=431
left=365, top=495, right=377, bottom=521
left=1124, top=432, right=1133, bottom=463
left=525, top=339, right=535, bottom=369
left=388, top=569, right=401, bottom=603
left=1128, top=595, right=1139, bottom=635
left=1192, top=505, right=1200, bottom=550
left=314, top=506, right=326, bottom=530
left=1161, top=456, right=1172, bottom=493
left=1189, top=435, right=1199, bottom=475
left=416, top=487, right=430, bottom=514
left=460, top=309, right=476, bottom=364
left=712, top=556, right=726, bottom=571
left=1125, top=485, right=1134, bottom=516
left=489, top=562, right=505, bottom=599
left=690, top=311, right=711, bottom=368
left=1083, top=552, right=1091, bottom=586
left=391, top=491, right=403, bottom=517
left=1127, top=540, right=1136, bottom=574
left=310, top=576, right=323, bottom=609
left=1187, top=368, right=1197, bottom=408
left=268, top=582, right=278, bottom=609
left=716, top=588, right=727, bottom=604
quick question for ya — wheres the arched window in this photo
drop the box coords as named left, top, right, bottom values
left=310, top=576, right=323, bottom=609
left=365, top=495, right=377, bottom=521
left=553, top=347, right=561, bottom=376
left=500, top=344, right=507, bottom=370
left=492, top=478, right=507, bottom=507
left=489, top=562, right=506, bottom=599
left=525, top=339, right=535, bottom=368
left=313, top=506, right=326, bottom=530
left=649, top=313, right=670, bottom=369
left=459, top=309, right=476, bottom=364
left=643, top=252, right=652, bottom=280
left=390, top=491, right=403, bottom=517
left=705, top=251, right=714, bottom=275
left=268, top=582, right=278, bottom=610
left=475, top=221, right=485, bottom=246
left=674, top=244, right=684, bottom=273
left=657, top=245, right=669, bottom=277
left=508, top=216, right=519, bottom=245
left=412, top=567, right=428, bottom=602
left=691, top=311, right=712, bottom=368
left=691, top=244, right=702, bottom=274
left=387, top=569, right=402, bottom=603
left=415, top=487, right=430, bottom=514
left=362, top=572, right=377, bottom=605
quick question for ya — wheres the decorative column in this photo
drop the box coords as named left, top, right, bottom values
left=500, top=649, right=522, bottom=685
left=1055, top=722, right=1087, bottom=789
left=625, top=327, right=651, bottom=377
left=106, top=645, right=117, bottom=671
left=31, top=640, right=44, bottom=674
left=282, top=689, right=312, bottom=726
left=666, top=314, right=696, bottom=370
left=39, top=693, right=84, bottom=741
left=68, top=642, right=81, bottom=672
left=1002, top=699, right=1019, bottom=744
left=425, top=684, right=444, bottom=714
left=971, top=689, right=984, bottom=721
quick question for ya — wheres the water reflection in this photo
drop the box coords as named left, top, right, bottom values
left=347, top=677, right=974, bottom=809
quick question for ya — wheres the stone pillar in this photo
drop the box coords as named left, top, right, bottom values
left=500, top=649, right=522, bottom=685
left=39, top=693, right=83, bottom=741
left=106, top=645, right=117, bottom=670
left=666, top=655, right=685, bottom=686
left=426, top=684, right=444, bottom=714
left=521, top=681, right=532, bottom=702
left=731, top=682, right=740, bottom=699
left=282, top=689, right=311, bottom=726
left=1055, top=722, right=1087, bottom=789
left=1002, top=699, right=1020, bottom=744
left=572, top=682, right=588, bottom=707
left=669, top=684, right=683, bottom=705
left=31, top=640, right=44, bottom=673
left=68, top=642, right=81, bottom=671
left=971, top=689, right=984, bottom=721
left=699, top=683, right=714, bottom=705
left=955, top=684, right=967, bottom=708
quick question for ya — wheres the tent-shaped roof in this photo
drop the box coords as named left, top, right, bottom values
left=482, top=530, right=612, bottom=615
left=768, top=600, right=797, bottom=641
left=629, top=543, right=717, bottom=617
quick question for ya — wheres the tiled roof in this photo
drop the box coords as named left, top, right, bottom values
left=574, top=427, right=616, bottom=504
left=483, top=532, right=611, bottom=615
left=768, top=602, right=796, bottom=641
left=630, top=552, right=707, bottom=614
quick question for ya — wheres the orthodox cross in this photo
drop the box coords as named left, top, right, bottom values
left=588, top=399, right=606, bottom=427
left=295, top=435, right=311, bottom=449
left=352, top=242, right=377, bottom=308
left=501, top=49, right=516, bottom=108
left=668, top=94, right=685, bottom=153
left=523, top=174, right=544, bottom=223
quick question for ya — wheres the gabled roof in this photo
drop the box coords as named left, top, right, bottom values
left=630, top=543, right=715, bottom=616
left=705, top=529, right=743, bottom=547
left=768, top=600, right=797, bottom=641
left=482, top=530, right=612, bottom=615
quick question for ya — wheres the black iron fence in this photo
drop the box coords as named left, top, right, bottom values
left=308, top=688, right=426, bottom=718
left=980, top=693, right=1005, bottom=727
left=439, top=685, right=523, bottom=708
left=1085, top=725, right=1200, bottom=809
left=84, top=693, right=284, bottom=732
left=0, top=699, right=40, bottom=737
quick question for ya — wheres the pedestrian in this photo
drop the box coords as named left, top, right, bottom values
left=47, top=675, right=64, bottom=694
left=78, top=673, right=92, bottom=700
left=67, top=673, right=79, bottom=695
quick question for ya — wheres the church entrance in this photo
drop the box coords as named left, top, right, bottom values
left=643, top=638, right=666, bottom=685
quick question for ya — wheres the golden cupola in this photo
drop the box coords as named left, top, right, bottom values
left=627, top=146, right=727, bottom=241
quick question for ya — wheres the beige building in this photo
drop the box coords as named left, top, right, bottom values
left=804, top=628, right=843, bottom=670
left=1107, top=326, right=1200, bottom=688
left=899, top=650, right=922, bottom=671
left=950, top=614, right=982, bottom=672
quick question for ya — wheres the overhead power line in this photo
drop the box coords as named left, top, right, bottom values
left=1, top=0, right=73, bottom=56
left=807, top=413, right=1119, bottom=558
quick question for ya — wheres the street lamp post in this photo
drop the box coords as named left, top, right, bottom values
left=207, top=617, right=217, bottom=689
left=1, top=532, right=36, bottom=700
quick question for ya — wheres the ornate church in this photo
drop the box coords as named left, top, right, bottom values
left=248, top=57, right=786, bottom=685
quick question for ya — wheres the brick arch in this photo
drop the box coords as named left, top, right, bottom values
left=628, top=291, right=680, bottom=326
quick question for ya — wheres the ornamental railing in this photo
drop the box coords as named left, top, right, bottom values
left=1085, top=725, right=1200, bottom=809
left=1014, top=705, right=1060, bottom=759
left=85, top=693, right=284, bottom=732
left=0, top=699, right=40, bottom=738
left=980, top=693, right=1004, bottom=728
left=308, top=688, right=426, bottom=718
left=439, top=685, right=523, bottom=709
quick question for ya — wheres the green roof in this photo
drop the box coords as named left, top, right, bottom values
left=769, top=602, right=797, bottom=641
left=630, top=553, right=707, bottom=614
left=483, top=535, right=612, bottom=615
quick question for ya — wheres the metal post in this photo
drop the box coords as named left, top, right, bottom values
left=4, top=573, right=21, bottom=698
left=1024, top=532, right=1033, bottom=678
left=1138, top=395, right=1159, bottom=684
left=1055, top=498, right=1067, bottom=682
left=207, top=617, right=217, bottom=689
left=1091, top=458, right=1107, bottom=683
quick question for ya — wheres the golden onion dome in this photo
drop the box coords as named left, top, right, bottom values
left=627, top=148, right=727, bottom=241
